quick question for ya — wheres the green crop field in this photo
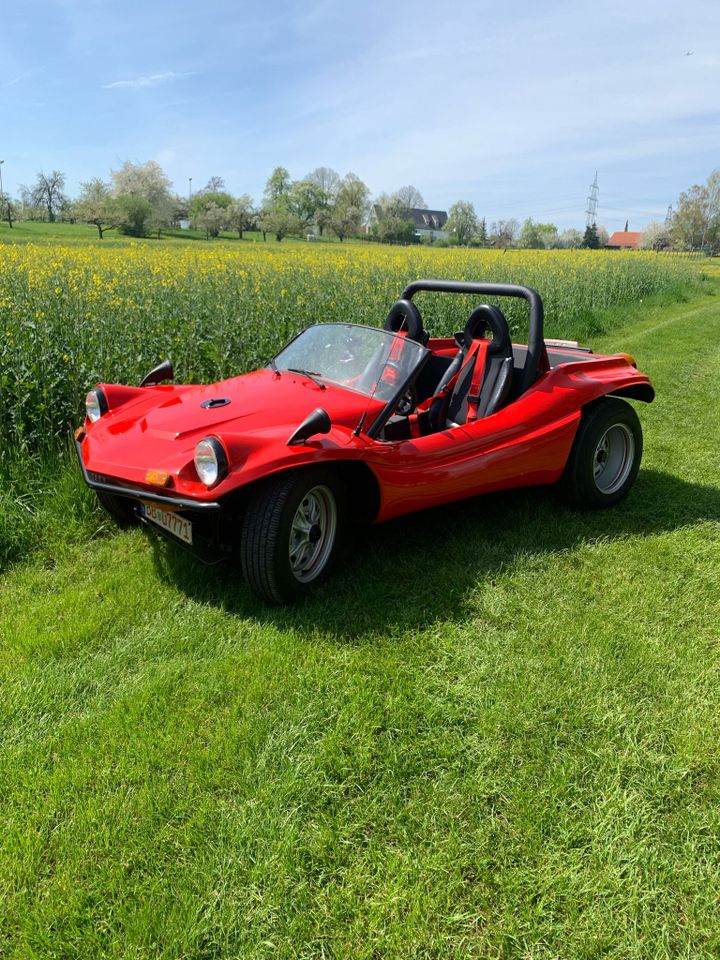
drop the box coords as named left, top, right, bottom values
left=1, top=239, right=719, bottom=957
left=0, top=240, right=702, bottom=455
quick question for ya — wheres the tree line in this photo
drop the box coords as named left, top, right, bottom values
left=0, top=162, right=717, bottom=253
left=0, top=162, right=416, bottom=243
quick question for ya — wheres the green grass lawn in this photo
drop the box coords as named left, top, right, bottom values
left=1, top=284, right=720, bottom=957
left=0, top=219, right=107, bottom=242
left=0, top=219, right=258, bottom=244
left=0, top=219, right=366, bottom=246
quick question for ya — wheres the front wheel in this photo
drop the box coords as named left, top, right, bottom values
left=240, top=469, right=343, bottom=603
left=560, top=397, right=643, bottom=508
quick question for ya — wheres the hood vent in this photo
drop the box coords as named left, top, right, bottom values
left=200, top=397, right=231, bottom=409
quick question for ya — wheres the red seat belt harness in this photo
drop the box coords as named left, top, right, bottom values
left=464, top=340, right=489, bottom=422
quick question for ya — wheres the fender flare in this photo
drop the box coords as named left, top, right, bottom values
left=606, top=383, right=655, bottom=403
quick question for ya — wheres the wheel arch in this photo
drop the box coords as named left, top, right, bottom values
left=559, top=388, right=648, bottom=476
left=220, top=459, right=382, bottom=524
left=548, top=362, right=655, bottom=410
left=607, top=383, right=655, bottom=403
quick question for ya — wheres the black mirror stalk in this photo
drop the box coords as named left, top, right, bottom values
left=140, top=358, right=174, bottom=387
left=287, top=408, right=332, bottom=446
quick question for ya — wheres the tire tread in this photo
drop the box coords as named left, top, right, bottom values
left=240, top=473, right=297, bottom=603
left=240, top=469, right=342, bottom=604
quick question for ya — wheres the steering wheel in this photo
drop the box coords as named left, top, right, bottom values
left=395, top=384, right=417, bottom=416
left=379, top=359, right=416, bottom=415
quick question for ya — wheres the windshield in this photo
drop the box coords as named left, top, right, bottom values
left=272, top=323, right=428, bottom=403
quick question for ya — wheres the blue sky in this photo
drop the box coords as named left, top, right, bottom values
left=1, top=0, right=718, bottom=230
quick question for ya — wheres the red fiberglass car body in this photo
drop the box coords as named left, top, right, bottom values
left=77, top=279, right=654, bottom=603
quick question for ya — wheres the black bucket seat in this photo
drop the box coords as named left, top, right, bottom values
left=428, top=304, right=514, bottom=430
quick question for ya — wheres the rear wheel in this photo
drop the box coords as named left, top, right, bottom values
left=95, top=490, right=139, bottom=526
left=560, top=398, right=643, bottom=508
left=240, top=469, right=343, bottom=603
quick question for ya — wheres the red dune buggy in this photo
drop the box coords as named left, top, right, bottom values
left=77, top=280, right=654, bottom=603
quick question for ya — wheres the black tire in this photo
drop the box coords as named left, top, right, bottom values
left=240, top=468, right=344, bottom=604
left=95, top=490, right=139, bottom=527
left=560, top=397, right=643, bottom=508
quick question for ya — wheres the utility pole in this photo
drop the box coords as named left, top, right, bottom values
left=188, top=177, right=192, bottom=204
left=0, top=159, right=4, bottom=200
left=585, top=171, right=599, bottom=227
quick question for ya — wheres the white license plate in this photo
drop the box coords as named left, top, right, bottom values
left=141, top=503, right=193, bottom=544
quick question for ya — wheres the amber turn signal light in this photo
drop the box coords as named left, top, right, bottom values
left=145, top=469, right=172, bottom=487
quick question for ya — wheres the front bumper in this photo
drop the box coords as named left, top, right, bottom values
left=75, top=436, right=233, bottom=563
left=74, top=436, right=222, bottom=511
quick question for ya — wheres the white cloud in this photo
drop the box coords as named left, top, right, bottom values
left=3, top=71, right=32, bottom=87
left=103, top=71, right=194, bottom=90
left=155, top=148, right=177, bottom=167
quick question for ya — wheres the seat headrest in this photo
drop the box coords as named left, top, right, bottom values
left=463, top=304, right=511, bottom=356
left=383, top=299, right=426, bottom=343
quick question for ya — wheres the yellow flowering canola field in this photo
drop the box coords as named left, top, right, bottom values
left=0, top=241, right=699, bottom=454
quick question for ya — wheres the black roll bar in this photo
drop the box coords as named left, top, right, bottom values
left=400, top=279, right=545, bottom=393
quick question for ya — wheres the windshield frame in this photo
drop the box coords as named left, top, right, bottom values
left=269, top=322, right=430, bottom=436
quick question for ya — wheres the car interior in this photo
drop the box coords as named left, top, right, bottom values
left=379, top=298, right=594, bottom=441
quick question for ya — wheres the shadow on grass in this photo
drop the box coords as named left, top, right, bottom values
left=150, top=468, right=720, bottom=641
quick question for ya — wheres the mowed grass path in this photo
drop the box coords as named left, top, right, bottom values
left=1, top=286, right=720, bottom=958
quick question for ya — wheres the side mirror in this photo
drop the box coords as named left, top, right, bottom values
left=140, top=358, right=174, bottom=387
left=287, top=407, right=332, bottom=446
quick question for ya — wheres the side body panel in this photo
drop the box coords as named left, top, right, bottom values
left=366, top=408, right=578, bottom=522
left=358, top=354, right=653, bottom=521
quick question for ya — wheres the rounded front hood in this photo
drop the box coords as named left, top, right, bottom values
left=82, top=368, right=382, bottom=489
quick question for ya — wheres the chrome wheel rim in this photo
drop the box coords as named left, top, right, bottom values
left=593, top=423, right=635, bottom=494
left=289, top=485, right=337, bottom=583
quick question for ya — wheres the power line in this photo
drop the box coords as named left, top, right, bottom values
left=601, top=205, right=667, bottom=217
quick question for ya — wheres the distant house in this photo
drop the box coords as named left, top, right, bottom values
left=606, top=231, right=643, bottom=250
left=367, top=205, right=449, bottom=240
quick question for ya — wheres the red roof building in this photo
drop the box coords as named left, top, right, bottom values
left=607, top=231, right=643, bottom=249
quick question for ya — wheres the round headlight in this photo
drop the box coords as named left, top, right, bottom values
left=85, top=388, right=108, bottom=423
left=194, top=437, right=228, bottom=487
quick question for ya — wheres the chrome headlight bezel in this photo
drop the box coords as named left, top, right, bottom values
left=194, top=437, right=228, bottom=487
left=85, top=388, right=109, bottom=423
